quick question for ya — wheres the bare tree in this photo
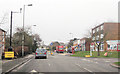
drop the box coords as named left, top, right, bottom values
left=34, top=34, right=42, bottom=42
left=0, top=13, right=8, bottom=26
left=84, top=26, right=108, bottom=56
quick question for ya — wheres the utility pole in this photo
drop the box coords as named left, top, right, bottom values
left=8, top=9, right=22, bottom=51
left=10, top=11, right=12, bottom=47
left=8, top=11, right=13, bottom=51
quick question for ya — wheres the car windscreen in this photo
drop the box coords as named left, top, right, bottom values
left=59, top=48, right=63, bottom=50
left=36, top=49, right=46, bottom=52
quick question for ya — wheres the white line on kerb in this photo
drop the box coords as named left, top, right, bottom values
left=17, top=59, right=32, bottom=70
left=84, top=68, right=92, bottom=72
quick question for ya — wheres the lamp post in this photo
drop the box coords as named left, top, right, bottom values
left=8, top=8, right=22, bottom=51
left=22, top=4, right=32, bottom=57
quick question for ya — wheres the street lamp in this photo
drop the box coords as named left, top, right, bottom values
left=69, top=33, right=73, bottom=39
left=22, top=4, right=32, bottom=57
left=8, top=8, right=22, bottom=51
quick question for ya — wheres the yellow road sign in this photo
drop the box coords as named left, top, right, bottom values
left=85, top=55, right=90, bottom=57
left=5, top=52, right=14, bottom=58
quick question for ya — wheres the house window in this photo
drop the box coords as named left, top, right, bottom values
left=101, top=34, right=104, bottom=38
left=100, top=44, right=104, bottom=51
left=101, top=25, right=103, bottom=30
left=96, top=28, right=99, bottom=32
left=96, top=35, right=99, bottom=40
left=2, top=32, right=4, bottom=42
left=92, top=37, right=95, bottom=41
left=93, top=29, right=95, bottom=33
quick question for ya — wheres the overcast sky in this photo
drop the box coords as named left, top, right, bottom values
left=0, top=0, right=119, bottom=45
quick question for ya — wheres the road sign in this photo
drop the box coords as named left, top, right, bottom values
left=50, top=43, right=53, bottom=45
left=5, top=52, right=14, bottom=58
left=96, top=41, right=100, bottom=43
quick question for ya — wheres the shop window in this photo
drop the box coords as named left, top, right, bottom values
left=118, top=45, right=120, bottom=50
left=108, top=44, right=110, bottom=48
left=113, top=45, right=117, bottom=50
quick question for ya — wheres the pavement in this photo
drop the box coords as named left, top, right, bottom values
left=2, top=54, right=34, bottom=73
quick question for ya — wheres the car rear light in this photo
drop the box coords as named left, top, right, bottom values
left=44, top=52, right=46, bottom=54
left=36, top=53, right=37, bottom=55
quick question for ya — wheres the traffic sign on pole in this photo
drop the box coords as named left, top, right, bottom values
left=50, top=43, right=53, bottom=46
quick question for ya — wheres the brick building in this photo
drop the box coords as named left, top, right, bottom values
left=80, top=37, right=90, bottom=51
left=91, top=22, right=120, bottom=51
left=0, top=28, right=6, bottom=54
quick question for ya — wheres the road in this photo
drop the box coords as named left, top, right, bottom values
left=7, top=52, right=119, bottom=73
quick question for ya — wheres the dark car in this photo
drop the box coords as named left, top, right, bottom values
left=35, top=48, right=47, bottom=59
left=67, top=47, right=72, bottom=53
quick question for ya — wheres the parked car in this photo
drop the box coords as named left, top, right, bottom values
left=35, top=48, right=47, bottom=59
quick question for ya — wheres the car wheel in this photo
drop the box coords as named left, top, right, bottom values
left=45, top=56, right=47, bottom=59
left=35, top=57, right=37, bottom=59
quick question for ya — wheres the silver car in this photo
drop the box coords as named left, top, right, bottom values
left=35, top=48, right=47, bottom=59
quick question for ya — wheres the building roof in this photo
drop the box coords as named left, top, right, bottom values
left=92, top=22, right=120, bottom=30
left=0, top=28, right=6, bottom=32
left=80, top=37, right=88, bottom=40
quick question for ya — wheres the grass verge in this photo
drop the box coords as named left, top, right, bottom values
left=71, top=51, right=120, bottom=58
left=114, top=62, right=120, bottom=66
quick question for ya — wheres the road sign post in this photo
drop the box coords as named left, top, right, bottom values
left=50, top=43, right=53, bottom=55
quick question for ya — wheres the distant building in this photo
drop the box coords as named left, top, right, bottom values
left=73, top=39, right=80, bottom=46
left=80, top=37, right=90, bottom=51
left=0, top=28, right=6, bottom=54
left=59, top=42, right=65, bottom=46
left=91, top=22, right=120, bottom=51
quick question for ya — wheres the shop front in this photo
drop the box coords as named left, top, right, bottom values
left=106, top=40, right=120, bottom=51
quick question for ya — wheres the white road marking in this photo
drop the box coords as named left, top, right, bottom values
left=95, top=62, right=98, bottom=64
left=75, top=63, right=93, bottom=72
left=105, top=61, right=110, bottom=62
left=75, top=63, right=81, bottom=67
left=83, top=68, right=92, bottom=72
left=48, top=63, right=51, bottom=66
left=30, top=70, right=37, bottom=72
left=12, top=69, right=17, bottom=72
left=81, top=59, right=99, bottom=64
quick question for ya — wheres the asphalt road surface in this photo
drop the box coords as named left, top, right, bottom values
left=10, top=52, right=119, bottom=73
